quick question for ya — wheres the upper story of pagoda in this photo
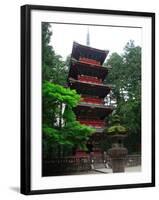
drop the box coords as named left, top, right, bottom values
left=68, top=41, right=110, bottom=87
left=71, top=42, right=109, bottom=65
left=68, top=42, right=109, bottom=82
left=68, top=42, right=112, bottom=101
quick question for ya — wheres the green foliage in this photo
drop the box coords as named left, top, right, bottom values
left=43, top=81, right=80, bottom=107
left=42, top=22, right=68, bottom=85
left=107, top=115, right=127, bottom=135
left=63, top=121, right=95, bottom=150
left=107, top=125, right=127, bottom=135
left=104, top=52, right=124, bottom=101
left=106, top=40, right=141, bottom=102
left=43, top=124, right=72, bottom=145
left=105, top=40, right=141, bottom=153
left=42, top=82, right=94, bottom=158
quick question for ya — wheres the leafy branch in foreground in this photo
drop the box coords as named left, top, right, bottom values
left=42, top=82, right=95, bottom=159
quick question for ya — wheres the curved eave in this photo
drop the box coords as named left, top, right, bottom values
left=68, top=60, right=108, bottom=81
left=78, top=102, right=110, bottom=109
left=74, top=104, right=113, bottom=119
left=68, top=79, right=111, bottom=98
left=71, top=42, right=109, bottom=65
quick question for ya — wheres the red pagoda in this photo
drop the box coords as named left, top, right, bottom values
left=68, top=42, right=113, bottom=159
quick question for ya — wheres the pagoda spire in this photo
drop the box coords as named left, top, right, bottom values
left=86, top=28, right=90, bottom=46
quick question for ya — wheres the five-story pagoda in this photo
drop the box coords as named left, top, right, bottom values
left=68, top=41, right=113, bottom=157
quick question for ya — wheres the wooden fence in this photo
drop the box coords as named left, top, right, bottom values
left=43, top=154, right=141, bottom=176
left=43, top=156, right=91, bottom=176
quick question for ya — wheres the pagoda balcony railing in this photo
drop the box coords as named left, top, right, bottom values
left=81, top=96, right=104, bottom=105
left=78, top=75, right=102, bottom=84
left=78, top=119, right=106, bottom=128
left=79, top=57, right=101, bottom=66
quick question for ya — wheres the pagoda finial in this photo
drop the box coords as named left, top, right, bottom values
left=86, top=27, right=90, bottom=46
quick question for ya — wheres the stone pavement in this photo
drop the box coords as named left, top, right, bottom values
left=67, top=166, right=141, bottom=175
left=94, top=165, right=141, bottom=173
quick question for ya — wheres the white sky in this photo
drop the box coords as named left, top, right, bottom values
left=50, top=23, right=142, bottom=61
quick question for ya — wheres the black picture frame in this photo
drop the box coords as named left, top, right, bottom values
left=21, top=4, right=155, bottom=195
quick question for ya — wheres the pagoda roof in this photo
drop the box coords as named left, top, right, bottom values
left=68, top=78, right=111, bottom=98
left=74, top=104, right=113, bottom=120
left=71, top=42, right=109, bottom=65
left=68, top=60, right=108, bottom=81
left=78, top=102, right=110, bottom=109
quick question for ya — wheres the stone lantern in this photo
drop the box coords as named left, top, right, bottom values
left=107, top=115, right=128, bottom=173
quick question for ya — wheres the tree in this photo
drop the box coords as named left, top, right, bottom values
left=42, top=82, right=95, bottom=159
left=42, top=22, right=68, bottom=85
left=105, top=41, right=141, bottom=153
left=104, top=52, right=124, bottom=102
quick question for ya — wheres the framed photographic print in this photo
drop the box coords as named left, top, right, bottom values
left=21, top=4, right=155, bottom=195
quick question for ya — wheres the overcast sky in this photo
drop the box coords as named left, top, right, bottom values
left=50, top=23, right=142, bottom=61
